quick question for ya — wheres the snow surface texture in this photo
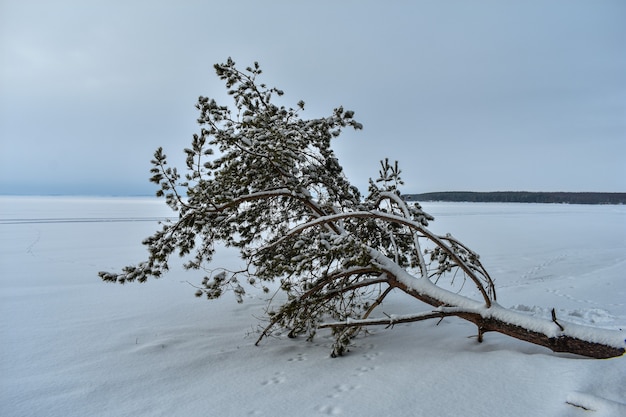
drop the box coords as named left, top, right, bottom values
left=1, top=197, right=625, bottom=417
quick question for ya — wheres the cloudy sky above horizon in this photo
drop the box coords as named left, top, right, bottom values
left=1, top=0, right=625, bottom=196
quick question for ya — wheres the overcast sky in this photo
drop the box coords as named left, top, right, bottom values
left=1, top=0, right=624, bottom=195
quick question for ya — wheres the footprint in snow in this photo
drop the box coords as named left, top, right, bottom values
left=353, top=365, right=378, bottom=377
left=315, top=404, right=342, bottom=415
left=327, top=384, right=360, bottom=398
left=363, top=351, right=381, bottom=361
left=261, top=372, right=286, bottom=385
left=287, top=352, right=307, bottom=362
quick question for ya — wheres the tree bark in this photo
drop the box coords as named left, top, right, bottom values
left=321, top=275, right=625, bottom=359
left=394, top=277, right=625, bottom=359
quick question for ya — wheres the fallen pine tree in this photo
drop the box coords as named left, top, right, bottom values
left=100, top=59, right=625, bottom=359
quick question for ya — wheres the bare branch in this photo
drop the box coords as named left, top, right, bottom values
left=319, top=309, right=462, bottom=329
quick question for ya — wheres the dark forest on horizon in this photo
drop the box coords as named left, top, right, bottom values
left=404, top=192, right=626, bottom=205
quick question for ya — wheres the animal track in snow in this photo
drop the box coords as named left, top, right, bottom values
left=315, top=404, right=342, bottom=415
left=318, top=373, right=365, bottom=413
left=352, top=365, right=378, bottom=377
left=327, top=383, right=360, bottom=399
left=520, top=254, right=567, bottom=281
left=261, top=372, right=286, bottom=385
left=363, top=351, right=381, bottom=361
left=287, top=352, right=307, bottom=362
left=26, top=231, right=41, bottom=255
left=544, top=288, right=624, bottom=308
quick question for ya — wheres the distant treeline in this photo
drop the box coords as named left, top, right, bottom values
left=404, top=192, right=626, bottom=205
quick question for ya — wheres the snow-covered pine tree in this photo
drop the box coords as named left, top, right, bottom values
left=99, top=59, right=624, bottom=359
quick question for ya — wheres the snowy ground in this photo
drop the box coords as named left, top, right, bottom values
left=1, top=196, right=625, bottom=417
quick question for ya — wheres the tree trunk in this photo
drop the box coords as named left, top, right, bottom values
left=321, top=274, right=625, bottom=359
left=394, top=278, right=625, bottom=359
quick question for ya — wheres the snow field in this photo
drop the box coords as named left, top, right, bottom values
left=1, top=197, right=625, bottom=417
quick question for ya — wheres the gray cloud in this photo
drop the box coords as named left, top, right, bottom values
left=1, top=0, right=624, bottom=195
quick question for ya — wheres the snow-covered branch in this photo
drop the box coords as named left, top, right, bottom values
left=101, top=59, right=624, bottom=360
